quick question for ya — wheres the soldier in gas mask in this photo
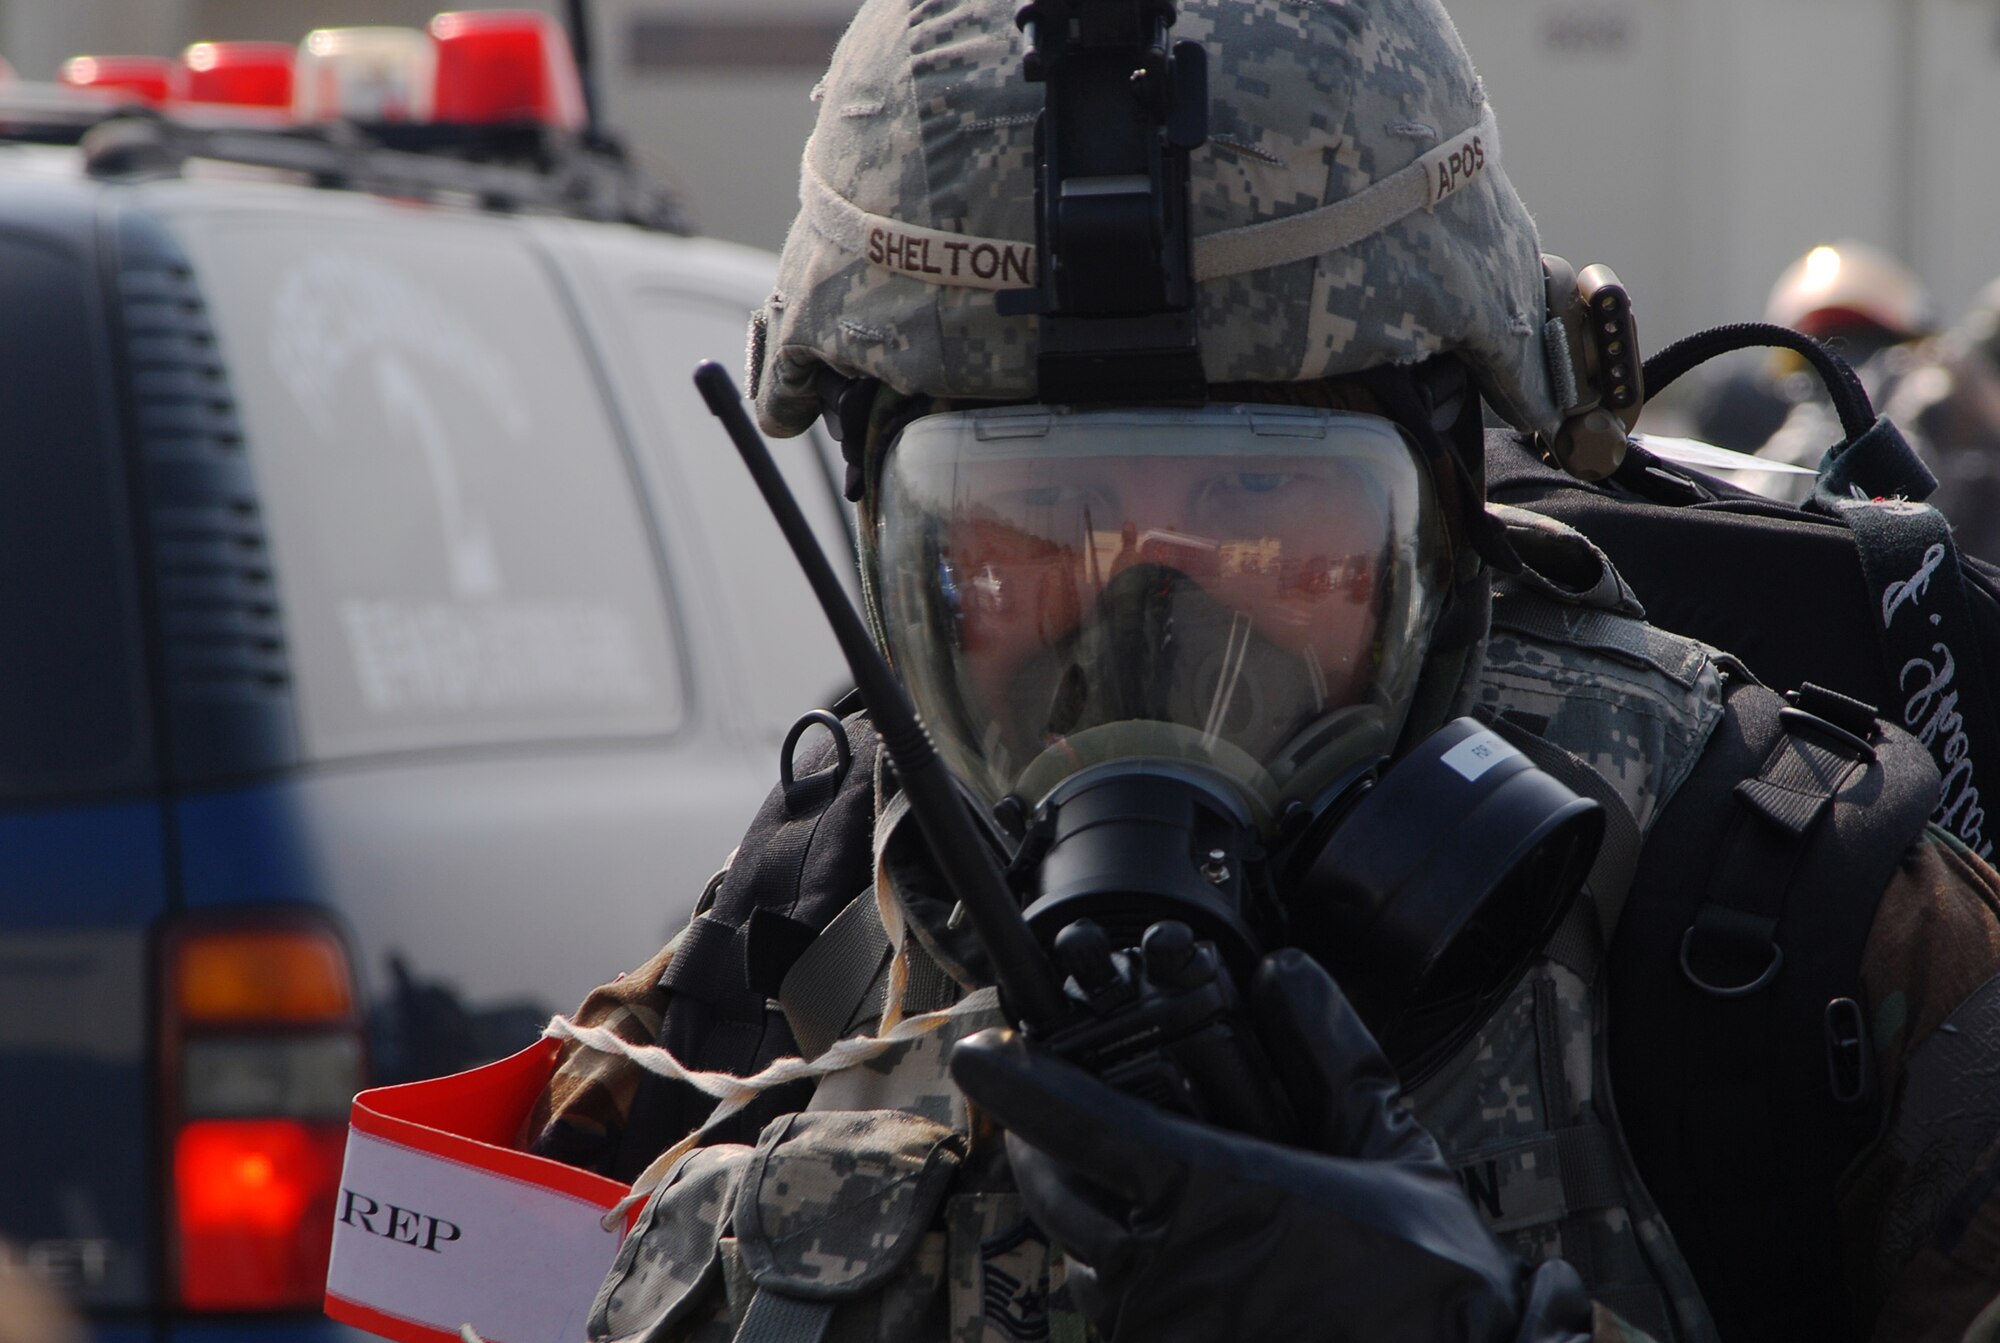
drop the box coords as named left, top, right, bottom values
left=527, top=0, right=2000, bottom=1338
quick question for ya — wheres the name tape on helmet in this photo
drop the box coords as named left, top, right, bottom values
left=801, top=104, right=1498, bottom=290
left=802, top=159, right=1038, bottom=291
left=1419, top=120, right=1489, bottom=210
left=865, top=221, right=1036, bottom=289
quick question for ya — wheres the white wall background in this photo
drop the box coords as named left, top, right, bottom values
left=1449, top=0, right=2000, bottom=344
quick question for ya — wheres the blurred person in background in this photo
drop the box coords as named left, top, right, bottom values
left=1734, top=241, right=1940, bottom=501
left=1880, top=277, right=2000, bottom=561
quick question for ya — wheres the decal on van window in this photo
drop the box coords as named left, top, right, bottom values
left=271, top=252, right=529, bottom=439
left=272, top=253, right=517, bottom=600
left=340, top=599, right=653, bottom=711
left=186, top=217, right=685, bottom=757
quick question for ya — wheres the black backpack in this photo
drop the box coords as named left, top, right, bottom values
left=1491, top=323, right=1994, bottom=1338
left=1489, top=321, right=2000, bottom=866
left=608, top=709, right=886, bottom=1180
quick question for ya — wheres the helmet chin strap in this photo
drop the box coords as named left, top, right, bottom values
left=1346, top=357, right=1508, bottom=755
left=1353, top=358, right=1521, bottom=582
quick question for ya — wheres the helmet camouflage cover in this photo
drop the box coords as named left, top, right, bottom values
left=751, top=0, right=1560, bottom=440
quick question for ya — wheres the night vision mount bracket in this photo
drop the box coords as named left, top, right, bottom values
left=1542, top=254, right=1645, bottom=481
left=997, top=0, right=1210, bottom=405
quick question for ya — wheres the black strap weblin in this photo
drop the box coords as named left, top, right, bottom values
left=1821, top=493, right=1995, bottom=860
left=1647, top=322, right=1983, bottom=854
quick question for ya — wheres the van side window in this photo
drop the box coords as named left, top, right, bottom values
left=624, top=292, right=852, bottom=733
left=0, top=230, right=152, bottom=798
left=178, top=216, right=684, bottom=760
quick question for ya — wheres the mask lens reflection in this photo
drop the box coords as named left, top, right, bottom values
left=875, top=406, right=1448, bottom=817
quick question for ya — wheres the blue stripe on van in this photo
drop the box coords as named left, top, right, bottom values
left=175, top=786, right=322, bottom=909
left=0, top=801, right=167, bottom=929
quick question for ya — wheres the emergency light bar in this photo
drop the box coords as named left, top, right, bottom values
left=295, top=10, right=583, bottom=128
left=178, top=41, right=294, bottom=109
left=61, top=9, right=586, bottom=129
left=59, top=54, right=171, bottom=105
left=430, top=10, right=586, bottom=130
left=294, top=26, right=437, bottom=124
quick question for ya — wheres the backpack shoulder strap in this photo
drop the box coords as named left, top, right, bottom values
left=610, top=710, right=883, bottom=1180
left=1607, top=673, right=1939, bottom=1343
left=1824, top=491, right=2000, bottom=861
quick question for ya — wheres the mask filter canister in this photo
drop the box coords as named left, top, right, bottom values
left=1287, top=718, right=1604, bottom=1084
left=1020, top=760, right=1266, bottom=977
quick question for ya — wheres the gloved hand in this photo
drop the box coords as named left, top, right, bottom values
left=948, top=946, right=1596, bottom=1343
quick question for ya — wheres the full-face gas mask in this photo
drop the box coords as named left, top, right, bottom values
left=872, top=402, right=1447, bottom=826
left=859, top=398, right=1600, bottom=1083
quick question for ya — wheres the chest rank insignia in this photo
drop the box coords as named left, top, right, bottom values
left=980, top=1217, right=1053, bottom=1342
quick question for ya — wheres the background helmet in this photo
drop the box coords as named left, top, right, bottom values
left=1764, top=240, right=1938, bottom=344
left=1954, top=276, right=2000, bottom=370
left=747, top=0, right=1559, bottom=441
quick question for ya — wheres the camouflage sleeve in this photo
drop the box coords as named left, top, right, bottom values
left=1837, top=824, right=2000, bottom=1339
left=520, top=937, right=679, bottom=1176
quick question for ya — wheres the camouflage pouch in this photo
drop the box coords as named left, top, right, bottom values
left=589, top=1141, right=759, bottom=1343
left=587, top=1110, right=964, bottom=1343
left=729, top=1108, right=964, bottom=1340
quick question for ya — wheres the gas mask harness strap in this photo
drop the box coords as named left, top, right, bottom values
left=1354, top=360, right=1521, bottom=589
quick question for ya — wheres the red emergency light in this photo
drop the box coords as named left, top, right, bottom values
left=178, top=41, right=295, bottom=109
left=428, top=10, right=585, bottom=130
left=60, top=54, right=172, bottom=105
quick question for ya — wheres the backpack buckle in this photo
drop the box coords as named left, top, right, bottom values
left=1679, top=906, right=1783, bottom=997
left=1782, top=684, right=1881, bottom=762
left=1824, top=996, right=1877, bottom=1109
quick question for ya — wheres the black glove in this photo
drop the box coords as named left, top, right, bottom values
left=949, top=946, right=1596, bottom=1343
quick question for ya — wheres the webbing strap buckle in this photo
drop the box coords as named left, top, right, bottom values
left=1679, top=906, right=1783, bottom=997
left=1824, top=996, right=1876, bottom=1108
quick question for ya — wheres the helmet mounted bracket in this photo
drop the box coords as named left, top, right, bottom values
left=996, top=0, right=1209, bottom=406
left=1541, top=254, right=1645, bottom=482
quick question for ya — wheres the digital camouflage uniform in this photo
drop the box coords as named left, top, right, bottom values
left=532, top=512, right=2000, bottom=1342
left=528, top=0, right=2000, bottom=1335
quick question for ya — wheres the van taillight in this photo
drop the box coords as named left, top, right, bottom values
left=162, top=917, right=365, bottom=1312
left=174, top=1119, right=347, bottom=1309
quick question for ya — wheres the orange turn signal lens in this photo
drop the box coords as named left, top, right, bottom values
left=176, top=928, right=355, bottom=1024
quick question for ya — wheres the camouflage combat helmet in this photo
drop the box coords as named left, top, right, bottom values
left=749, top=0, right=1560, bottom=441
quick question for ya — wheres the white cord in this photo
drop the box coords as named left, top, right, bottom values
left=542, top=987, right=1000, bottom=1226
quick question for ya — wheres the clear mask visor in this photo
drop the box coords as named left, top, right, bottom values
left=872, top=403, right=1451, bottom=824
